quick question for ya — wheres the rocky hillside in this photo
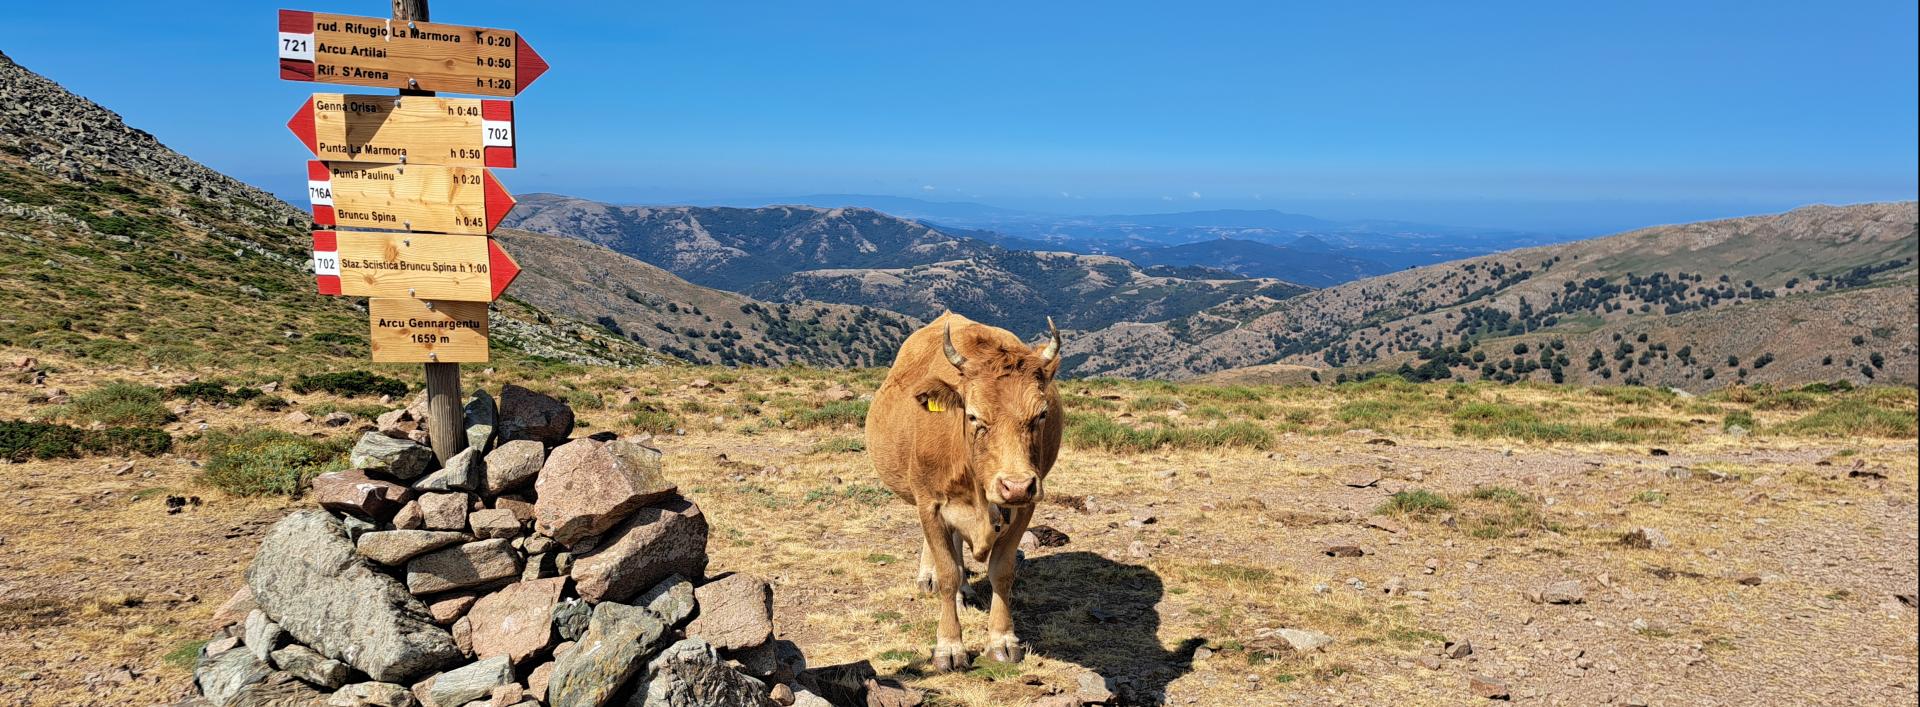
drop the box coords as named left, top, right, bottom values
left=0, top=52, right=914, bottom=371
left=502, top=194, right=1312, bottom=335
left=1076, top=203, right=1919, bottom=390
left=0, top=50, right=662, bottom=370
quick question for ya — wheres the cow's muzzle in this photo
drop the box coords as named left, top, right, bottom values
left=993, top=475, right=1040, bottom=506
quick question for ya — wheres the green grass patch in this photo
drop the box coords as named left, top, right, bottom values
left=162, top=639, right=209, bottom=670
left=168, top=381, right=263, bottom=405
left=1772, top=400, right=1916, bottom=439
left=810, top=436, right=867, bottom=454
left=51, top=380, right=174, bottom=427
left=627, top=407, right=680, bottom=434
left=1064, top=413, right=1271, bottom=453
left=1378, top=489, right=1454, bottom=516
left=1630, top=489, right=1667, bottom=504
left=1129, top=395, right=1184, bottom=412
left=788, top=400, right=869, bottom=429
left=1722, top=409, right=1758, bottom=432
left=197, top=428, right=350, bottom=497
left=803, top=483, right=893, bottom=507
left=0, top=419, right=172, bottom=461
left=968, top=658, right=1024, bottom=680
left=1452, top=402, right=1640, bottom=444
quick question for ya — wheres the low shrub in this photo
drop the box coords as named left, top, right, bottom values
left=627, top=406, right=680, bottom=434
left=0, top=419, right=173, bottom=461
left=168, top=381, right=262, bottom=405
left=198, top=428, right=349, bottom=497
left=788, top=400, right=869, bottom=429
left=1772, top=400, right=1916, bottom=439
left=1065, top=413, right=1271, bottom=453
left=51, top=380, right=174, bottom=427
left=811, top=436, right=867, bottom=454
left=291, top=371, right=408, bottom=399
left=1378, top=489, right=1453, bottom=515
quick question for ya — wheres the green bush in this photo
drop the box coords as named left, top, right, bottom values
left=1064, top=413, right=1271, bottom=453
left=1723, top=409, right=1758, bottom=432
left=1452, top=402, right=1639, bottom=444
left=169, top=381, right=263, bottom=405
left=627, top=408, right=680, bottom=434
left=198, top=428, right=349, bottom=497
left=51, top=380, right=174, bottom=426
left=291, top=371, right=408, bottom=399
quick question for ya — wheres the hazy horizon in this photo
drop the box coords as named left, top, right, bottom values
left=4, top=1, right=1915, bottom=235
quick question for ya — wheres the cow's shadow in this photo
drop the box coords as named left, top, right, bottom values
left=975, top=551, right=1201, bottom=706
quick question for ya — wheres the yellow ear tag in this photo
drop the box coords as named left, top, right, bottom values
left=925, top=399, right=945, bottom=413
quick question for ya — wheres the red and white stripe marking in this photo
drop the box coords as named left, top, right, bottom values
left=481, top=100, right=515, bottom=168
left=278, top=10, right=316, bottom=81
left=311, top=231, right=341, bottom=295
left=306, top=161, right=335, bottom=225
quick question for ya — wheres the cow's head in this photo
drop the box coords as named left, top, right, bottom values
left=937, top=319, right=1062, bottom=508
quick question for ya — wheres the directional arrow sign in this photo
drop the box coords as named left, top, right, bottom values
left=307, top=161, right=515, bottom=235
left=312, top=231, right=519, bottom=301
left=290, top=94, right=515, bottom=168
left=278, top=9, right=548, bottom=96
left=369, top=298, right=489, bottom=363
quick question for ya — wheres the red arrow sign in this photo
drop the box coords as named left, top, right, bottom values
left=313, top=230, right=519, bottom=301
left=278, top=9, right=548, bottom=97
left=306, top=160, right=516, bottom=236
left=288, top=94, right=516, bottom=168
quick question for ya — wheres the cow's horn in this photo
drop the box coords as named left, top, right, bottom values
left=943, top=323, right=968, bottom=369
left=1038, top=316, right=1061, bottom=362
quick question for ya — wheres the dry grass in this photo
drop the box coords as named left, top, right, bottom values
left=1, top=355, right=1914, bottom=705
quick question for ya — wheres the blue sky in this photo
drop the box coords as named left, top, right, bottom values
left=2, top=1, right=1915, bottom=233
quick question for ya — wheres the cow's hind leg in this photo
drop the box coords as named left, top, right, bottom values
left=919, top=505, right=969, bottom=672
left=951, top=529, right=982, bottom=609
left=984, top=506, right=1033, bottom=663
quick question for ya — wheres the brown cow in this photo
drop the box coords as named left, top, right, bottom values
left=867, top=312, right=1064, bottom=672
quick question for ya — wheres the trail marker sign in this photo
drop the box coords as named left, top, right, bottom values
left=278, top=9, right=548, bottom=96
left=368, top=298, right=490, bottom=363
left=312, top=230, right=519, bottom=301
left=307, top=160, right=515, bottom=235
left=289, top=94, right=515, bottom=168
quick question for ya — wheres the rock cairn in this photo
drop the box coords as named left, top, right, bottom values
left=188, top=384, right=876, bottom=707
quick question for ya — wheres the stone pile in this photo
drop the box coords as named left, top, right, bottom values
left=188, top=384, right=878, bottom=707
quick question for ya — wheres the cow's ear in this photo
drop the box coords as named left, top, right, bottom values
left=913, top=382, right=961, bottom=414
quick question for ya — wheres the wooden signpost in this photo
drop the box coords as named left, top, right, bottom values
left=289, top=93, right=516, bottom=167
left=368, top=298, right=491, bottom=363
left=312, top=230, right=519, bottom=300
left=283, top=0, right=542, bottom=462
left=306, top=160, right=516, bottom=235
left=278, top=9, right=548, bottom=96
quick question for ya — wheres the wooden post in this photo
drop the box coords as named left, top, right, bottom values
left=394, top=0, right=467, bottom=464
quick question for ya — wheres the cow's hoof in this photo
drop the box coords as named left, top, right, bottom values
left=987, top=635, right=1027, bottom=663
left=931, top=644, right=969, bottom=673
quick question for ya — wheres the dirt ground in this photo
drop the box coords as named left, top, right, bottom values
left=0, top=360, right=1914, bottom=706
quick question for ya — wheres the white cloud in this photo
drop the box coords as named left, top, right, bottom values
left=1190, top=191, right=1203, bottom=199
left=1161, top=195, right=1175, bottom=201
left=921, top=185, right=936, bottom=191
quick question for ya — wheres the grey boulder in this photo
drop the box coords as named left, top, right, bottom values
left=547, top=601, right=670, bottom=707
left=465, top=389, right=499, bottom=454
left=356, top=530, right=471, bottom=566
left=350, top=433, right=437, bottom=480
left=686, top=574, right=773, bottom=651
left=406, top=539, right=521, bottom=595
left=270, top=643, right=350, bottom=689
left=569, top=497, right=709, bottom=603
left=498, top=384, right=574, bottom=445
left=411, top=447, right=480, bottom=492
left=245, top=510, right=461, bottom=683
left=483, top=440, right=546, bottom=496
left=428, top=655, right=513, bottom=707
left=630, top=638, right=775, bottom=707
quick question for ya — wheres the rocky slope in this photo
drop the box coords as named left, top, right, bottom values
left=1075, top=203, right=1919, bottom=389
left=501, top=194, right=1312, bottom=335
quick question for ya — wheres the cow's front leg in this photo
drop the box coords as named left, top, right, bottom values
left=920, top=504, right=969, bottom=672
left=915, top=535, right=937, bottom=595
left=984, top=505, right=1033, bottom=663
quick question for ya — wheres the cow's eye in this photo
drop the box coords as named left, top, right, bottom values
left=966, top=412, right=981, bottom=425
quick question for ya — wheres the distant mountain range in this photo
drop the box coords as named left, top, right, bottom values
left=501, top=194, right=1311, bottom=336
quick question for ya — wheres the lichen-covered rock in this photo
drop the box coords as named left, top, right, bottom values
left=428, top=655, right=513, bottom=707
left=569, top=497, right=708, bottom=604
left=636, top=575, right=696, bottom=627
left=547, top=601, right=669, bottom=707
left=483, top=440, right=545, bottom=496
left=470, top=509, right=523, bottom=540
left=357, top=530, right=471, bottom=566
left=465, top=389, right=499, bottom=454
left=498, top=384, right=574, bottom=445
left=195, top=645, right=271, bottom=707
left=686, top=574, right=773, bottom=651
left=419, top=492, right=470, bottom=532
left=350, top=433, right=437, bottom=480
left=534, top=438, right=676, bottom=546
left=245, top=510, right=461, bottom=683
left=243, top=609, right=284, bottom=661
left=468, top=577, right=565, bottom=665
left=412, top=447, right=481, bottom=493
left=631, top=638, right=776, bottom=707
left=325, top=681, right=418, bottom=706
left=406, top=539, right=521, bottom=595
left=270, top=643, right=350, bottom=689
left=312, top=470, right=415, bottom=520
